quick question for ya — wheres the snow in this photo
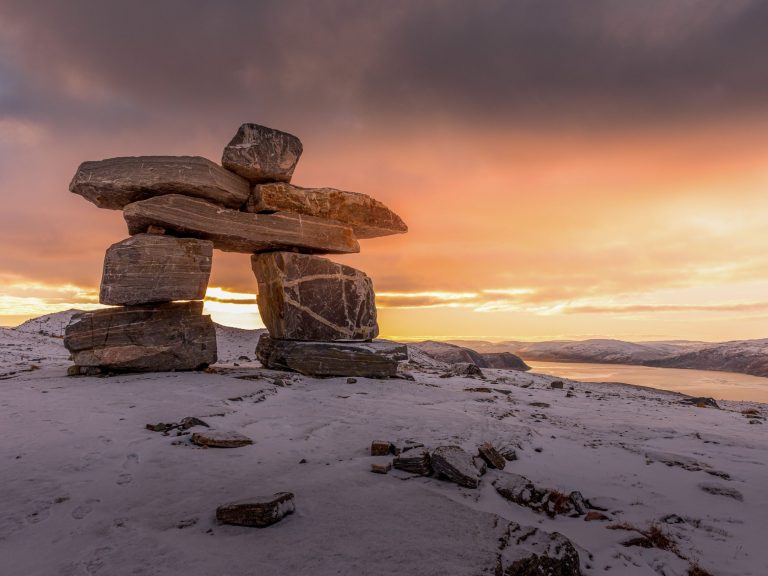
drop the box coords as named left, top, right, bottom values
left=1, top=319, right=767, bottom=575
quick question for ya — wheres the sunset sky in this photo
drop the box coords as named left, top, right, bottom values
left=2, top=1, right=768, bottom=341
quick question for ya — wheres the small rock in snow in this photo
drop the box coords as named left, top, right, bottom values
left=216, top=492, right=295, bottom=527
left=431, top=446, right=480, bottom=489
left=191, top=430, right=253, bottom=448
left=478, top=441, right=506, bottom=470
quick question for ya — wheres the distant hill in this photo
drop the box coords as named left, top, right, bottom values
left=444, top=338, right=768, bottom=378
left=410, top=340, right=530, bottom=371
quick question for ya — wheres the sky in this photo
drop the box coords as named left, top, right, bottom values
left=1, top=0, right=768, bottom=342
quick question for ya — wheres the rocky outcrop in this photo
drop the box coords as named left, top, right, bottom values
left=430, top=446, right=481, bottom=488
left=256, top=335, right=407, bottom=378
left=216, top=492, right=295, bottom=527
left=480, top=352, right=530, bottom=371
left=70, top=156, right=250, bottom=210
left=124, top=194, right=360, bottom=255
left=478, top=442, right=506, bottom=470
left=222, top=124, right=303, bottom=183
left=63, top=301, right=217, bottom=372
left=100, top=234, right=213, bottom=305
left=246, top=182, right=407, bottom=239
left=252, top=252, right=377, bottom=341
left=493, top=473, right=588, bottom=518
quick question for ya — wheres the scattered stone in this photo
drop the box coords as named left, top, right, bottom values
left=392, top=450, right=432, bottom=476
left=252, top=251, right=377, bottom=340
left=478, top=442, right=506, bottom=470
left=100, top=234, right=213, bottom=305
left=441, top=362, right=484, bottom=378
left=221, top=123, right=303, bottom=183
left=177, top=518, right=198, bottom=529
left=66, top=365, right=102, bottom=377
left=497, top=521, right=582, bottom=576
left=679, top=397, right=720, bottom=409
left=371, top=462, right=392, bottom=474
left=179, top=417, right=209, bottom=430
left=191, top=431, right=253, bottom=448
left=550, top=380, right=564, bottom=389
left=473, top=456, right=488, bottom=476
left=124, top=194, right=359, bottom=255
left=256, top=335, right=407, bottom=378
left=698, top=483, right=744, bottom=501
left=500, top=447, right=519, bottom=462
left=216, top=492, right=295, bottom=527
left=399, top=441, right=425, bottom=454
left=464, top=386, right=493, bottom=393
left=70, top=156, right=251, bottom=210
left=584, top=511, right=609, bottom=522
left=529, top=402, right=550, bottom=408
left=246, top=182, right=407, bottom=239
left=64, top=301, right=217, bottom=372
left=371, top=440, right=392, bottom=456
left=431, top=446, right=481, bottom=489
left=494, top=473, right=589, bottom=517
left=566, top=391, right=575, bottom=398
left=346, top=377, right=357, bottom=384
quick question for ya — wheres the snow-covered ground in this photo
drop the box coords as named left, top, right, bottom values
left=1, top=320, right=767, bottom=575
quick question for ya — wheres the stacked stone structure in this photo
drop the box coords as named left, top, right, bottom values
left=64, top=123, right=408, bottom=377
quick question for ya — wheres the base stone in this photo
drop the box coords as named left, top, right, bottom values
left=255, top=335, right=407, bottom=378
left=64, top=301, right=217, bottom=372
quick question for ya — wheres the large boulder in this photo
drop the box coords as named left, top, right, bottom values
left=64, top=301, right=217, bottom=372
left=246, top=183, right=407, bottom=239
left=256, top=335, right=407, bottom=378
left=100, top=234, right=212, bottom=305
left=497, top=522, right=582, bottom=575
left=123, top=194, right=359, bottom=254
left=221, top=123, right=302, bottom=183
left=252, top=252, right=377, bottom=341
left=69, top=156, right=250, bottom=210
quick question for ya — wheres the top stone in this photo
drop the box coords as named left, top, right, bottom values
left=69, top=156, right=251, bottom=210
left=222, top=124, right=303, bottom=183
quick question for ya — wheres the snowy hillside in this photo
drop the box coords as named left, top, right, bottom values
left=647, top=339, right=768, bottom=378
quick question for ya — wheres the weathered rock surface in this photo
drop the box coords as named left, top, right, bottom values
left=252, top=252, right=377, bottom=341
left=191, top=430, right=253, bottom=448
left=63, top=301, right=217, bottom=372
left=246, top=182, right=407, bottom=239
left=100, top=234, right=213, bottom=305
left=478, top=442, right=506, bottom=470
left=371, top=440, right=393, bottom=456
left=69, top=156, right=251, bottom=210
left=216, top=492, right=295, bottom=527
left=256, top=335, right=407, bottom=378
left=494, top=473, right=588, bottom=518
left=497, top=521, right=582, bottom=576
left=222, top=124, right=302, bottom=183
left=392, top=450, right=432, bottom=476
left=430, top=446, right=481, bottom=489
left=124, top=194, right=359, bottom=254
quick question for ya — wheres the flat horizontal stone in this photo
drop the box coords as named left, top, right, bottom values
left=100, top=234, right=213, bottom=305
left=191, top=430, right=253, bottom=448
left=216, top=492, right=295, bottom=527
left=222, top=123, right=302, bottom=183
left=63, top=301, right=217, bottom=372
left=256, top=335, right=407, bottom=378
left=252, top=252, right=377, bottom=341
left=124, top=195, right=359, bottom=254
left=246, top=183, right=407, bottom=239
left=392, top=450, right=432, bottom=476
left=70, top=156, right=250, bottom=210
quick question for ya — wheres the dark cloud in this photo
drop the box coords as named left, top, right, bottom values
left=1, top=0, right=767, bottom=133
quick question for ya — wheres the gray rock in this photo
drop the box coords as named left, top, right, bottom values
left=221, top=123, right=302, bottom=183
left=191, top=430, right=253, bottom=448
left=124, top=194, right=359, bottom=254
left=392, top=449, right=432, bottom=476
left=100, top=234, right=213, bottom=305
left=550, top=380, right=564, bottom=389
left=252, top=251, right=377, bottom=341
left=69, top=156, right=250, bottom=210
left=256, top=335, right=407, bottom=378
left=216, top=492, right=295, bottom=527
left=63, top=301, right=217, bottom=372
left=497, top=521, right=582, bottom=576
left=246, top=182, right=407, bottom=239
left=478, top=442, right=506, bottom=470
left=431, top=446, right=481, bottom=489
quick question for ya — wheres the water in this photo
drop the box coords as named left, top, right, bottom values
left=527, top=361, right=768, bottom=403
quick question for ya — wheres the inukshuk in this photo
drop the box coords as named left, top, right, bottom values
left=64, top=123, right=408, bottom=377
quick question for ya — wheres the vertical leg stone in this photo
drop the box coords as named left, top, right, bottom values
left=251, top=251, right=378, bottom=341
